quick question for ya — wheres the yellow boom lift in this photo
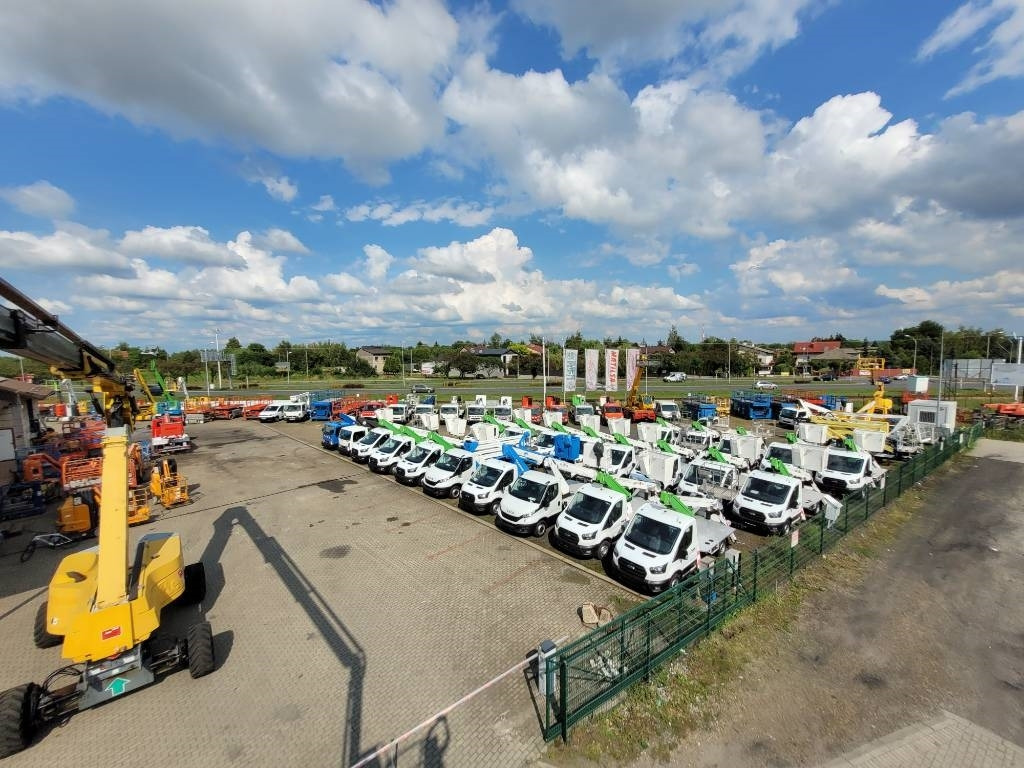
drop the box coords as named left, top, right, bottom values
left=0, top=278, right=214, bottom=759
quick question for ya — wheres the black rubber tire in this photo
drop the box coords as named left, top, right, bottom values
left=177, top=562, right=207, bottom=606
left=0, top=683, right=39, bottom=759
left=666, top=574, right=681, bottom=591
left=449, top=485, right=461, bottom=499
left=534, top=521, right=547, bottom=538
left=32, top=602, right=61, bottom=649
left=594, top=540, right=611, bottom=560
left=489, top=500, right=501, bottom=516
left=186, top=621, right=215, bottom=679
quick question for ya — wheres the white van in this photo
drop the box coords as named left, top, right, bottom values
left=258, top=400, right=291, bottom=423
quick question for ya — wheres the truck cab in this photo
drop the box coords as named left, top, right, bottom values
left=495, top=469, right=574, bottom=538
left=459, top=458, right=518, bottom=514
left=282, top=402, right=309, bottom=422
left=438, top=401, right=464, bottom=421
left=552, top=483, right=634, bottom=559
left=815, top=447, right=884, bottom=497
left=413, top=403, right=436, bottom=425
left=350, top=427, right=392, bottom=463
left=388, top=403, right=409, bottom=425
left=654, top=400, right=680, bottom=421
left=569, top=402, right=595, bottom=424
left=465, top=401, right=488, bottom=424
left=600, top=402, right=624, bottom=425
left=321, top=419, right=352, bottom=449
left=778, top=403, right=811, bottom=428
left=335, top=424, right=368, bottom=456
left=612, top=500, right=734, bottom=593
left=394, top=442, right=444, bottom=485
left=421, top=448, right=477, bottom=498
left=367, top=434, right=417, bottom=474
left=730, top=470, right=807, bottom=534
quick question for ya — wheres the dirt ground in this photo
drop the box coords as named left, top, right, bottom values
left=631, top=438, right=1024, bottom=768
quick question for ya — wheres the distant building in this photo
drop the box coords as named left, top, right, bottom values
left=735, top=343, right=775, bottom=371
left=461, top=346, right=517, bottom=377
left=355, top=346, right=394, bottom=375
left=0, top=377, right=55, bottom=480
left=793, top=340, right=844, bottom=373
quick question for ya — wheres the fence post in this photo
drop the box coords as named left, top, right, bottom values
left=559, top=656, right=569, bottom=743
left=751, top=548, right=759, bottom=601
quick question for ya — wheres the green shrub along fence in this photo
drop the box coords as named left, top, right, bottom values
left=542, top=423, right=983, bottom=741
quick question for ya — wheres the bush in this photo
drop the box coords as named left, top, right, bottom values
left=342, top=383, right=365, bottom=389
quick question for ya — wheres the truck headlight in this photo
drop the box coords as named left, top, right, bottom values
left=767, top=510, right=783, bottom=519
left=580, top=531, right=597, bottom=540
left=649, top=564, right=667, bottom=574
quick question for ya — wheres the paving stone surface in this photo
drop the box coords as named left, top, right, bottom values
left=0, top=419, right=634, bottom=767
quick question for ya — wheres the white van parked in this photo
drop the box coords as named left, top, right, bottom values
left=258, top=400, right=291, bottom=423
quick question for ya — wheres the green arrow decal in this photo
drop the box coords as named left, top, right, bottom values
left=106, top=677, right=130, bottom=696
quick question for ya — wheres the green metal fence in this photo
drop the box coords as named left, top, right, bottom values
left=542, top=424, right=983, bottom=741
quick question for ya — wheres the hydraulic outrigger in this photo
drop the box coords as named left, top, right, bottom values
left=0, top=277, right=214, bottom=759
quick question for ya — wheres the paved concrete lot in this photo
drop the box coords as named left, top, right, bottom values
left=0, top=418, right=635, bottom=767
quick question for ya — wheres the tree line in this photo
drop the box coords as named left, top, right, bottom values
left=1, top=321, right=1013, bottom=384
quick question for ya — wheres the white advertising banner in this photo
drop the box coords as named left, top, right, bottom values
left=606, top=349, right=619, bottom=391
left=563, top=348, right=578, bottom=393
left=625, top=348, right=640, bottom=392
left=585, top=348, right=599, bottom=391
left=992, top=363, right=1024, bottom=386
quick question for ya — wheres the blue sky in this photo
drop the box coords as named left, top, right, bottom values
left=1, top=0, right=1022, bottom=352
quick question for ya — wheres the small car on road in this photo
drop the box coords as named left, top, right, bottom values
left=410, top=383, right=435, bottom=394
left=754, top=380, right=778, bottom=391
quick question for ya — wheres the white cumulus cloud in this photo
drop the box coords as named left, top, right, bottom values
left=0, top=180, right=75, bottom=218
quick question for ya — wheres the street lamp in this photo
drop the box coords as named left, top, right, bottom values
left=901, top=334, right=918, bottom=374
left=286, top=350, right=291, bottom=386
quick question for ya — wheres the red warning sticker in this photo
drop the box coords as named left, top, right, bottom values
left=101, top=626, right=122, bottom=640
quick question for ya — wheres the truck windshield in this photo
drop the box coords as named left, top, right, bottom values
left=742, top=477, right=792, bottom=505
left=660, top=405, right=678, bottom=416
left=470, top=465, right=504, bottom=487
left=609, top=448, right=628, bottom=467
left=508, top=477, right=546, bottom=504
left=826, top=454, right=865, bottom=474
left=404, top=446, right=431, bottom=465
left=683, top=433, right=710, bottom=448
left=376, top=438, right=403, bottom=455
left=357, top=432, right=383, bottom=446
left=440, top=407, right=458, bottom=416
left=575, top=406, right=594, bottom=416
left=563, top=492, right=609, bottom=524
left=322, top=425, right=335, bottom=437
left=766, top=445, right=792, bottom=463
left=434, top=453, right=463, bottom=472
left=624, top=515, right=680, bottom=556
left=780, top=408, right=797, bottom=420
left=681, top=464, right=729, bottom=486
left=533, top=433, right=556, bottom=450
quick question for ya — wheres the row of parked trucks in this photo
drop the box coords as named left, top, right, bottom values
left=308, top=396, right=918, bottom=592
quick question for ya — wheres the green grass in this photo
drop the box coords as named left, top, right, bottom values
left=544, top=460, right=960, bottom=766
left=983, top=426, right=1024, bottom=442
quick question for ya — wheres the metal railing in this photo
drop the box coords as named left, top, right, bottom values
left=542, top=424, right=983, bottom=741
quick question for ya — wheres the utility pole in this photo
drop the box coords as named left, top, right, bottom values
left=214, top=328, right=223, bottom=390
